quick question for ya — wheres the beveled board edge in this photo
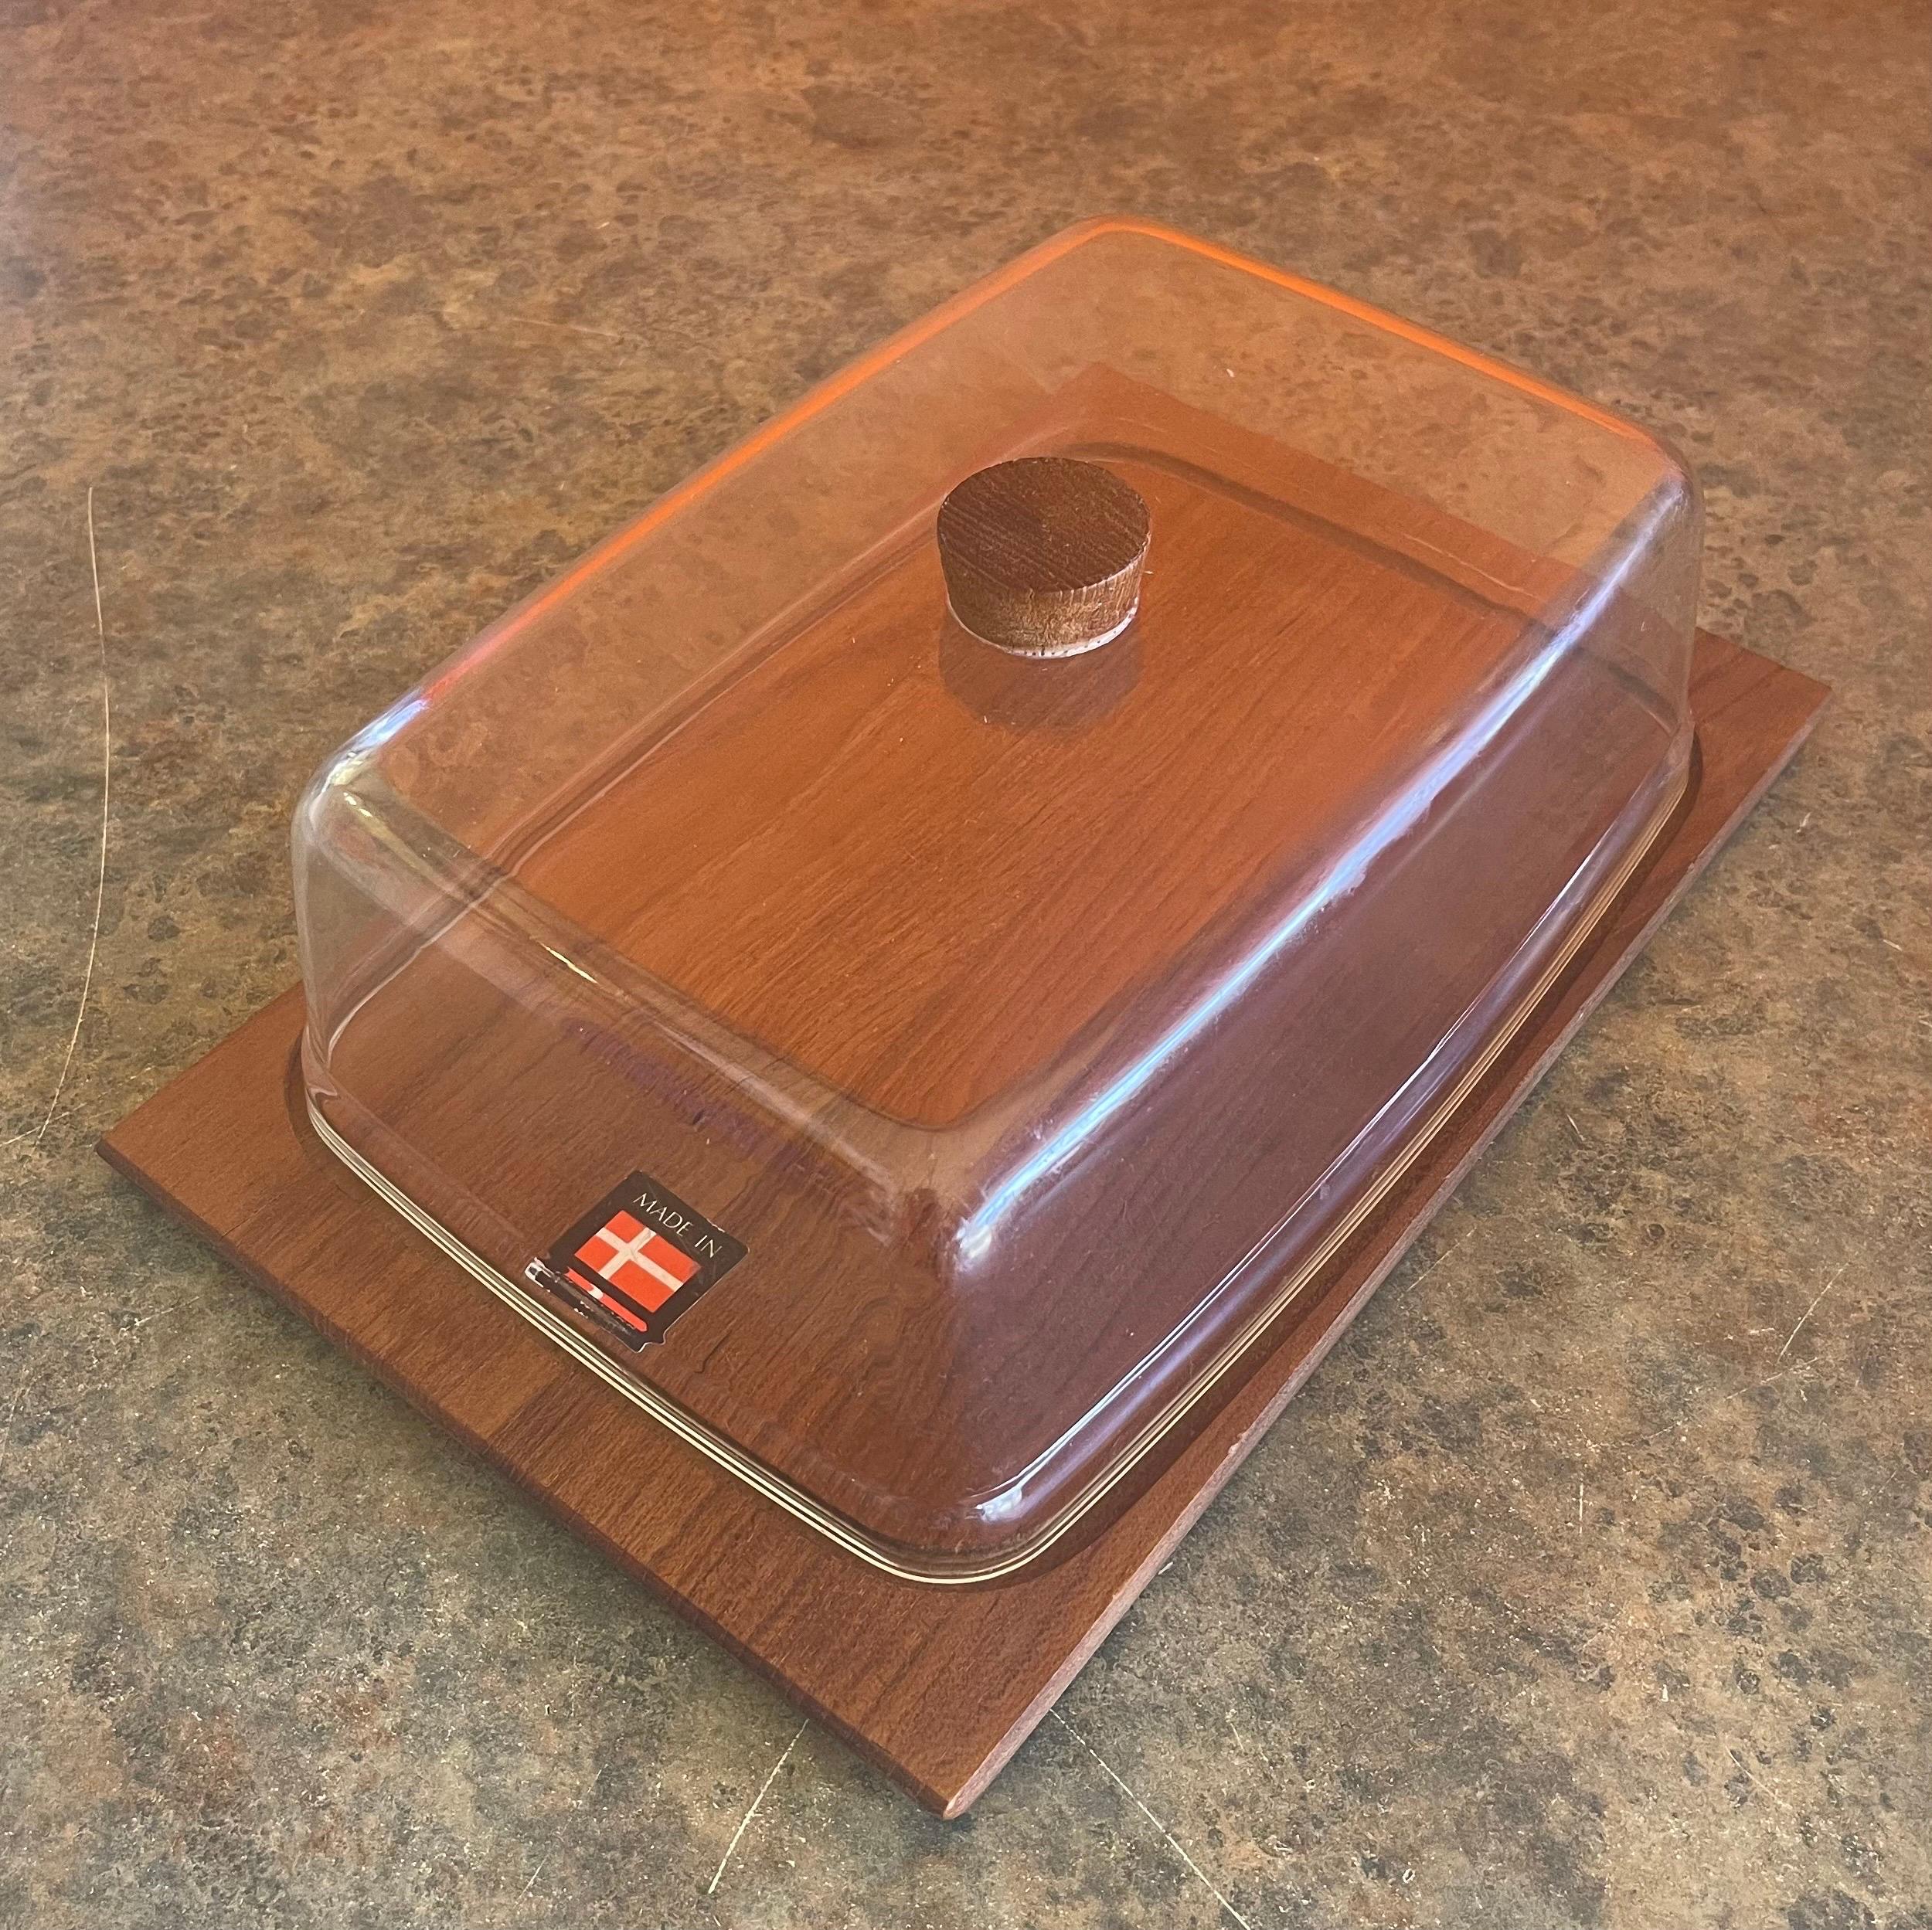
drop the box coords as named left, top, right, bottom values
left=99, top=631, right=1827, bottom=1816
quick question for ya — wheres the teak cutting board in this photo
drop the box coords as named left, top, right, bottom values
left=101, top=627, right=1824, bottom=1814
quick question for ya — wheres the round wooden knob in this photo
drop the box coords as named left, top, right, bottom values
left=936, top=457, right=1150, bottom=657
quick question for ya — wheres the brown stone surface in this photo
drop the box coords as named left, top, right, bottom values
left=1, top=3, right=1926, bottom=1927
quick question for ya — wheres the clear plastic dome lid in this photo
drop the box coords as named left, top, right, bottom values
left=294, top=219, right=1699, bottom=1582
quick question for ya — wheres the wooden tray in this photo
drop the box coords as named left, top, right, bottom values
left=99, top=629, right=1825, bottom=1814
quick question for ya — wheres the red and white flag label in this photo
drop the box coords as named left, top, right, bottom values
left=524, top=1171, right=746, bottom=1350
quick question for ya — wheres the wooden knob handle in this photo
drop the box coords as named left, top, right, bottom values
left=936, top=457, right=1150, bottom=657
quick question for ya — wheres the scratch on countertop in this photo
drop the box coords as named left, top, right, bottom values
left=1050, top=1707, right=1253, bottom=1929
left=10, top=487, right=112, bottom=1152
left=706, top=1718, right=808, bottom=1898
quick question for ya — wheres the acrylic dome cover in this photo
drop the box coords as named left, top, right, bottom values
left=294, top=219, right=1699, bottom=1581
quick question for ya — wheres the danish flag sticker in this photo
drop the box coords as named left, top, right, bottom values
left=524, top=1171, right=746, bottom=1350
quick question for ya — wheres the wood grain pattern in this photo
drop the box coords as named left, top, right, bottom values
left=100, top=630, right=1825, bottom=1816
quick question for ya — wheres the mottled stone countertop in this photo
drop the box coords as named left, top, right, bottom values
left=2, top=2, right=1926, bottom=1925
